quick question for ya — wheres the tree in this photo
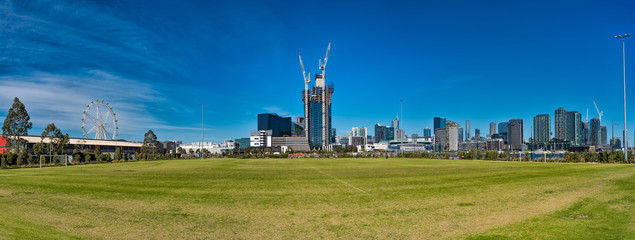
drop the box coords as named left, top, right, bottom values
left=40, top=123, right=70, bottom=159
left=2, top=97, right=32, bottom=152
left=94, top=148, right=101, bottom=162
left=17, top=149, right=28, bottom=166
left=1, top=154, right=6, bottom=168
left=143, top=130, right=158, bottom=158
left=115, top=147, right=121, bottom=161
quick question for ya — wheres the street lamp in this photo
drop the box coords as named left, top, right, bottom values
left=201, top=103, right=206, bottom=160
left=614, top=33, right=630, bottom=162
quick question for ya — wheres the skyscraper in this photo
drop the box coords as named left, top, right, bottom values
left=565, top=111, right=582, bottom=146
left=533, top=114, right=550, bottom=142
left=423, top=127, right=431, bottom=138
left=554, top=107, right=567, bottom=140
left=474, top=128, right=480, bottom=138
left=351, top=127, right=359, bottom=137
left=582, top=122, right=590, bottom=146
left=359, top=127, right=367, bottom=144
left=591, top=118, right=600, bottom=145
left=301, top=42, right=334, bottom=149
left=392, top=116, right=399, bottom=130
left=466, top=120, right=471, bottom=140
left=601, top=126, right=607, bottom=145
left=498, top=122, right=509, bottom=134
left=508, top=119, right=524, bottom=150
left=434, top=117, right=446, bottom=130
left=489, top=122, right=496, bottom=136
left=449, top=127, right=459, bottom=151
left=374, top=124, right=386, bottom=143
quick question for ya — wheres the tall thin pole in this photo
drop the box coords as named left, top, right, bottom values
left=201, top=103, right=206, bottom=160
left=623, top=37, right=628, bottom=161
left=614, top=34, right=630, bottom=161
left=400, top=99, right=403, bottom=157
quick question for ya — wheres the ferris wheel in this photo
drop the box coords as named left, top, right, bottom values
left=81, top=99, right=118, bottom=140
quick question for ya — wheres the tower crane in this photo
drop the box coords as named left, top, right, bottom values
left=298, top=54, right=311, bottom=139
left=593, top=100, right=603, bottom=145
left=318, top=41, right=331, bottom=148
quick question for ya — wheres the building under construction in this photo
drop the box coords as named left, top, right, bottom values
left=299, top=42, right=334, bottom=149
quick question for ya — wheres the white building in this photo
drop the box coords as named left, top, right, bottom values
left=178, top=140, right=235, bottom=154
left=449, top=127, right=459, bottom=151
left=250, top=130, right=272, bottom=147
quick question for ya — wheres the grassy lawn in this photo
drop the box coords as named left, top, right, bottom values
left=0, top=158, right=633, bottom=239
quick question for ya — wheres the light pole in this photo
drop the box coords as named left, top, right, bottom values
left=201, top=103, right=206, bottom=160
left=614, top=33, right=630, bottom=162
left=400, top=99, right=404, bottom=157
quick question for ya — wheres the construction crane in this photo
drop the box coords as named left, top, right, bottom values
left=299, top=54, right=310, bottom=139
left=593, top=100, right=603, bottom=145
left=318, top=41, right=331, bottom=148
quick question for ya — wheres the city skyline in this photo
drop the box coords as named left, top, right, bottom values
left=0, top=0, right=633, bottom=144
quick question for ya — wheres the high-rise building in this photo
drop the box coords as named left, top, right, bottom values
left=533, top=114, right=551, bottom=142
left=565, top=111, right=582, bottom=146
left=374, top=124, right=386, bottom=143
left=258, top=113, right=292, bottom=137
left=392, top=116, right=399, bottom=130
left=489, top=122, right=496, bottom=136
left=474, top=128, right=480, bottom=139
left=351, top=127, right=359, bottom=137
left=359, top=127, right=367, bottom=144
left=601, top=126, right=607, bottom=145
left=434, top=117, right=446, bottom=130
left=385, top=127, right=395, bottom=142
left=466, top=120, right=471, bottom=140
left=449, top=127, right=459, bottom=151
left=508, top=119, right=524, bottom=150
left=498, top=122, right=509, bottom=134
left=435, top=128, right=448, bottom=151
left=554, top=107, right=567, bottom=140
left=590, top=118, right=600, bottom=145
left=301, top=43, right=334, bottom=149
left=423, top=127, right=431, bottom=138
left=582, top=122, right=590, bottom=146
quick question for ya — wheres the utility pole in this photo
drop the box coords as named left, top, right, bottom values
left=201, top=103, right=206, bottom=160
left=614, top=33, right=630, bottom=162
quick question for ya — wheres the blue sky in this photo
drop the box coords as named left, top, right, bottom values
left=0, top=0, right=634, bottom=144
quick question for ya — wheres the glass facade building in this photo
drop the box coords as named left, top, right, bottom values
left=258, top=113, right=292, bottom=137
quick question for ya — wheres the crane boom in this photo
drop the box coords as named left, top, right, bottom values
left=321, top=40, right=331, bottom=69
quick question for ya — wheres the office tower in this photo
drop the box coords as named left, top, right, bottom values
left=565, top=111, right=582, bottom=146
left=554, top=107, right=567, bottom=140
left=434, top=117, right=446, bottom=130
left=466, top=120, right=471, bottom=140
left=301, top=42, right=334, bottom=149
left=258, top=113, right=292, bottom=137
left=392, top=116, right=399, bottom=130
left=498, top=122, right=509, bottom=134
left=582, top=122, right=590, bottom=146
left=424, top=127, right=431, bottom=138
left=590, top=118, right=600, bottom=145
left=385, top=127, right=395, bottom=141
left=351, top=127, right=359, bottom=137
left=435, top=128, right=448, bottom=151
left=475, top=128, right=480, bottom=138
left=374, top=124, right=386, bottom=143
left=449, top=127, right=459, bottom=151
left=508, top=119, right=524, bottom=150
left=457, top=127, right=464, bottom=143
left=601, top=126, right=607, bottom=145
left=359, top=127, right=367, bottom=144
left=489, top=122, right=496, bottom=136
left=533, top=114, right=551, bottom=142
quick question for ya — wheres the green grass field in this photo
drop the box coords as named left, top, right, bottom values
left=0, top=158, right=633, bottom=239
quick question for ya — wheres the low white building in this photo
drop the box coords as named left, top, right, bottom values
left=179, top=140, right=235, bottom=154
left=250, top=130, right=272, bottom=147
